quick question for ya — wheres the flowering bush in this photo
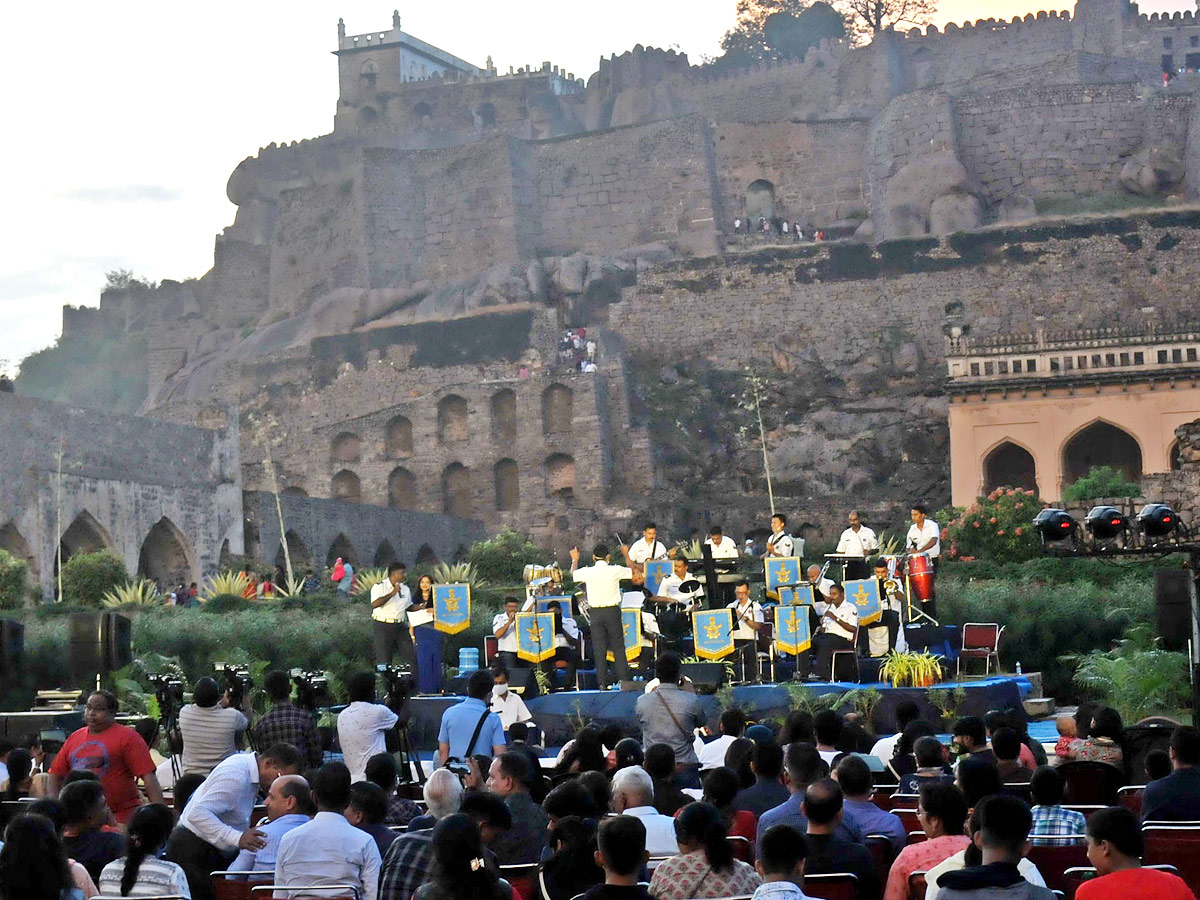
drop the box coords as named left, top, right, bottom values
left=941, top=487, right=1043, bottom=565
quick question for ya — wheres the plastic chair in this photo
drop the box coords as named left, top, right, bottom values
left=804, top=872, right=858, bottom=900
left=893, top=808, right=920, bottom=834
left=728, top=834, right=754, bottom=863
left=1117, top=785, right=1145, bottom=817
left=484, top=635, right=498, bottom=666
left=211, top=871, right=274, bottom=900
left=1026, top=839, right=1088, bottom=893
left=866, top=834, right=894, bottom=887
left=906, top=830, right=927, bottom=845
left=499, top=862, right=539, bottom=900
left=250, top=886, right=359, bottom=900
left=956, top=623, right=1003, bottom=677
left=908, top=871, right=927, bottom=900
left=1057, top=761, right=1123, bottom=805
left=1143, top=826, right=1200, bottom=895
left=887, top=793, right=920, bottom=811
left=829, top=650, right=860, bottom=683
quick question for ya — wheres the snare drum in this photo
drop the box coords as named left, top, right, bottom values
left=907, top=553, right=934, bottom=601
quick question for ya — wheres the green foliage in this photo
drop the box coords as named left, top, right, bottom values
left=1068, top=624, right=1190, bottom=722
left=1035, top=193, right=1162, bottom=219
left=201, top=571, right=251, bottom=602
left=1062, top=466, right=1141, bottom=503
left=352, top=568, right=388, bottom=597
left=104, top=269, right=157, bottom=290
left=17, top=332, right=148, bottom=414
left=468, top=528, right=542, bottom=584
left=61, top=551, right=128, bottom=607
left=101, top=579, right=161, bottom=608
left=0, top=549, right=28, bottom=609
left=202, top=594, right=250, bottom=614
left=432, top=561, right=489, bottom=589
left=941, top=487, right=1042, bottom=564
left=716, top=0, right=847, bottom=68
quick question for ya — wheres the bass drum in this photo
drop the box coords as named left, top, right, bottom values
left=907, top=553, right=934, bottom=602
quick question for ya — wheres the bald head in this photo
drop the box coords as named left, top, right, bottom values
left=265, top=774, right=312, bottom=820
left=802, top=778, right=843, bottom=833
left=807, top=565, right=822, bottom=580
left=424, top=767, right=464, bottom=820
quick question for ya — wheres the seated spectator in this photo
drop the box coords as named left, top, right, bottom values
left=993, top=728, right=1035, bottom=784
left=365, top=752, right=421, bottom=827
left=870, top=701, right=921, bottom=763
left=725, top=738, right=756, bottom=790
left=702, top=767, right=757, bottom=852
left=416, top=813, right=512, bottom=900
left=557, top=725, right=607, bottom=775
left=924, top=805, right=1048, bottom=900
left=779, top=711, right=814, bottom=751
left=649, top=802, right=762, bottom=899
left=952, top=717, right=995, bottom=765
left=0, top=813, right=87, bottom=900
left=734, top=741, right=789, bottom=818
left=1146, top=749, right=1172, bottom=783
left=544, top=780, right=598, bottom=826
left=1077, top=806, right=1194, bottom=900
left=539, top=816, right=603, bottom=900
left=933, top=794, right=1054, bottom=900
left=26, top=798, right=98, bottom=898
left=1061, top=707, right=1124, bottom=771
left=813, top=711, right=843, bottom=767
left=985, top=711, right=1041, bottom=769
left=225, top=773, right=311, bottom=881
left=585, top=815, right=653, bottom=900
left=757, top=742, right=853, bottom=858
left=171, top=773, right=206, bottom=819
left=1054, top=715, right=1079, bottom=761
left=899, top=736, right=954, bottom=794
left=644, top=744, right=690, bottom=817
left=1142, top=725, right=1200, bottom=822
left=745, top=724, right=777, bottom=746
left=752, top=823, right=812, bottom=900
left=464, top=755, right=492, bottom=794
left=379, top=768, right=463, bottom=900
left=1, top=748, right=31, bottom=799
left=1029, top=767, right=1085, bottom=846
left=459, top=791, right=513, bottom=862
left=614, top=739, right=645, bottom=772
left=578, top=770, right=611, bottom=815
left=98, top=804, right=189, bottom=898
left=838, top=716, right=875, bottom=755
left=60, top=780, right=124, bottom=884
left=509, top=722, right=546, bottom=759
left=611, top=765, right=679, bottom=856
left=887, top=720, right=937, bottom=782
left=800, top=779, right=880, bottom=900
left=883, top=782, right=970, bottom=900
left=957, top=755, right=1003, bottom=810
left=699, top=709, right=746, bottom=771
left=486, top=751, right=549, bottom=865
left=347, top=781, right=397, bottom=856
left=836, top=754, right=906, bottom=853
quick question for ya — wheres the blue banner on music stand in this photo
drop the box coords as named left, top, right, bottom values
left=643, top=560, right=673, bottom=595
left=775, top=605, right=812, bottom=656
left=765, top=557, right=802, bottom=593
left=845, top=578, right=882, bottom=627
left=535, top=595, right=573, bottom=616
left=605, top=608, right=642, bottom=663
left=692, top=609, right=734, bottom=661
left=515, top=611, right=556, bottom=663
left=777, top=584, right=815, bottom=606
left=433, top=583, right=471, bottom=635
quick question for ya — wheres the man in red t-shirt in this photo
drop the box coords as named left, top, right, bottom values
left=48, top=689, right=165, bottom=823
left=1078, top=806, right=1195, bottom=900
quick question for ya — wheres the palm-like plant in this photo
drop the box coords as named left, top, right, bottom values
left=353, top=568, right=388, bottom=596
left=878, top=650, right=942, bottom=687
left=432, top=561, right=489, bottom=589
left=100, top=579, right=160, bottom=608
left=201, top=571, right=251, bottom=602
left=1069, top=625, right=1189, bottom=722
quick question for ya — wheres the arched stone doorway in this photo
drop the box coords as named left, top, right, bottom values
left=437, top=395, right=469, bottom=445
left=138, top=517, right=194, bottom=587
left=0, top=522, right=37, bottom=582
left=494, top=459, right=519, bottom=511
left=1170, top=439, right=1182, bottom=471
left=491, top=390, right=517, bottom=443
left=385, top=415, right=413, bottom=457
left=275, top=530, right=312, bottom=573
left=983, top=441, right=1037, bottom=494
left=388, top=467, right=418, bottom=509
left=542, top=384, right=573, bottom=434
left=327, top=534, right=359, bottom=568
left=545, top=453, right=577, bottom=498
left=331, top=432, right=362, bottom=463
left=746, top=179, right=776, bottom=221
left=1062, top=421, right=1143, bottom=486
left=60, top=511, right=113, bottom=565
left=332, top=470, right=362, bottom=502
left=416, top=544, right=439, bottom=566
left=442, top=463, right=472, bottom=518
left=375, top=540, right=397, bottom=567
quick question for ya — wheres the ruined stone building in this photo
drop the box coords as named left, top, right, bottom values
left=26, top=0, right=1200, bottom=561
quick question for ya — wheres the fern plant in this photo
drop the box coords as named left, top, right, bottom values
left=201, top=571, right=251, bottom=602
left=1068, top=624, right=1189, bottom=721
left=100, top=579, right=161, bottom=608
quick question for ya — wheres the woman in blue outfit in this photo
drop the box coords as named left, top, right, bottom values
left=413, top=574, right=443, bottom=694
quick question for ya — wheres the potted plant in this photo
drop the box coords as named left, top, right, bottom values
left=878, top=650, right=943, bottom=688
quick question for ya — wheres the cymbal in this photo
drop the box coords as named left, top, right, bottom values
left=679, top=580, right=702, bottom=593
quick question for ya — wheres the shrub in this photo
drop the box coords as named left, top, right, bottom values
left=101, top=580, right=161, bottom=608
left=1062, top=466, right=1140, bottom=502
left=467, top=528, right=540, bottom=584
left=1070, top=625, right=1190, bottom=722
left=0, top=549, right=28, bottom=609
left=60, top=551, right=128, bottom=607
left=941, top=487, right=1042, bottom=565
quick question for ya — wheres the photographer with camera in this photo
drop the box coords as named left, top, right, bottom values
left=254, top=670, right=323, bottom=769
left=437, top=670, right=507, bottom=766
left=178, top=676, right=251, bottom=777
left=338, top=672, right=400, bottom=784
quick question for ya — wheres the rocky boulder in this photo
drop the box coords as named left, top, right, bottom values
left=997, top=193, right=1038, bottom=224
left=882, top=152, right=972, bottom=238
left=1119, top=147, right=1184, bottom=196
left=929, top=193, right=983, bottom=236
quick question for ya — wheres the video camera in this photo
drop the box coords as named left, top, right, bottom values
left=375, top=664, right=414, bottom=723
left=290, top=668, right=330, bottom=712
left=215, top=662, right=252, bottom=708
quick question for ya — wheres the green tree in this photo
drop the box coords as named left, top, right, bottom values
left=1062, top=466, right=1141, bottom=503
left=0, top=550, right=28, bottom=610
left=718, top=0, right=847, bottom=66
left=467, top=528, right=541, bottom=584
left=61, top=551, right=129, bottom=607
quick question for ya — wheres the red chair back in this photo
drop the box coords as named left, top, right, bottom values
left=804, top=873, right=858, bottom=900
left=888, top=793, right=920, bottom=811
left=865, top=835, right=894, bottom=888
left=213, top=881, right=255, bottom=900
left=1143, top=827, right=1200, bottom=895
left=894, top=808, right=920, bottom=833
left=1026, top=841, right=1088, bottom=893
left=1063, top=805, right=1105, bottom=821
left=484, top=635, right=498, bottom=666
left=908, top=872, right=928, bottom=900
left=1058, top=761, right=1121, bottom=805
left=961, top=623, right=999, bottom=651
left=728, top=834, right=754, bottom=863
left=1061, top=867, right=1095, bottom=900
left=1117, top=786, right=1144, bottom=817
left=870, top=791, right=893, bottom=810
left=906, top=830, right=927, bottom=845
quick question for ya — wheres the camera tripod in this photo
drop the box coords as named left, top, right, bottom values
left=393, top=721, right=426, bottom=785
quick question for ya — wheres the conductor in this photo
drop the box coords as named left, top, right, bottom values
left=570, top=543, right=640, bottom=690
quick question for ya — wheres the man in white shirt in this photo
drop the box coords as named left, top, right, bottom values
left=907, top=503, right=941, bottom=618
left=492, top=596, right=533, bottom=671
left=490, top=666, right=533, bottom=731
left=276, top=762, right=381, bottom=900
left=371, top=563, right=414, bottom=668
left=570, top=543, right=638, bottom=689
left=698, top=708, right=747, bottom=770
left=805, top=565, right=834, bottom=612
left=628, top=523, right=669, bottom=565
left=836, top=510, right=878, bottom=581
left=336, top=672, right=399, bottom=783
left=543, top=599, right=580, bottom=690
left=727, top=581, right=765, bottom=683
left=704, top=526, right=739, bottom=560
left=766, top=513, right=795, bottom=558
left=610, top=765, right=679, bottom=856
left=799, top=583, right=858, bottom=682
left=654, top=556, right=703, bottom=646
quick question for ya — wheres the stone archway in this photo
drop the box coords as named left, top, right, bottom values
left=326, top=533, right=359, bottom=568
left=0, top=522, right=37, bottom=582
left=746, top=179, right=776, bottom=220
left=983, top=441, right=1037, bottom=494
left=1062, top=421, right=1143, bottom=485
left=374, top=540, right=398, bottom=567
left=331, top=432, right=362, bottom=463
left=542, top=384, right=573, bottom=434
left=60, top=510, right=114, bottom=565
left=442, top=462, right=472, bottom=518
left=332, top=470, right=362, bottom=502
left=219, top=539, right=232, bottom=571
left=545, top=453, right=577, bottom=497
left=494, top=459, right=519, bottom=511
left=385, top=415, right=413, bottom=457
left=138, top=517, right=194, bottom=587
left=491, top=390, right=517, bottom=443
left=416, top=544, right=439, bottom=565
left=1170, top=439, right=1182, bottom=471
left=437, top=395, right=469, bottom=444
left=275, top=530, right=312, bottom=572
left=388, top=467, right=418, bottom=509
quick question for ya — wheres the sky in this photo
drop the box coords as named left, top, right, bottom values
left=1, top=0, right=1195, bottom=372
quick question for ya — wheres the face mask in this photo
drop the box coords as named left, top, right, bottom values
left=492, top=684, right=508, bottom=699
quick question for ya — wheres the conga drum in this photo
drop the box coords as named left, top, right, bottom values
left=907, top=553, right=934, bottom=601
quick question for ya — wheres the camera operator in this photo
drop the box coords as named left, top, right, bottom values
left=337, top=672, right=399, bottom=783
left=178, top=676, right=251, bottom=777
left=254, top=670, right=323, bottom=769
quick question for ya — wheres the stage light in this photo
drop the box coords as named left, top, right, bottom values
left=1137, top=503, right=1178, bottom=540
left=1085, top=505, right=1129, bottom=542
left=1033, top=508, right=1077, bottom=543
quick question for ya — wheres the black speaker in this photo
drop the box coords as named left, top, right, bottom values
left=680, top=662, right=724, bottom=695
left=1156, top=570, right=1193, bottom=652
left=104, top=613, right=132, bottom=671
left=67, top=613, right=132, bottom=685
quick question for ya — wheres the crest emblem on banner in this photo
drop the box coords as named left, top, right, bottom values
left=433, top=583, right=471, bottom=635
left=778, top=584, right=815, bottom=606
left=535, top=595, right=573, bottom=616
left=643, top=560, right=673, bottom=595
left=775, top=605, right=813, bottom=656
left=765, top=557, right=802, bottom=593
left=516, top=611, right=556, bottom=663
left=845, top=578, right=882, bottom=627
left=605, top=608, right=642, bottom=663
left=692, top=609, right=735, bottom=661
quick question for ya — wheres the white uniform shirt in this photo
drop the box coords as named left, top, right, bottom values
left=657, top=572, right=704, bottom=606
left=555, top=616, right=580, bottom=649
left=491, top=689, right=532, bottom=730
left=907, top=519, right=941, bottom=558
left=768, top=530, right=795, bottom=558
left=336, top=701, right=399, bottom=783
left=697, top=734, right=738, bottom=770
left=836, top=526, right=879, bottom=557
left=810, top=577, right=835, bottom=616
left=493, top=611, right=520, bottom=652
left=727, top=599, right=764, bottom=641
left=821, top=600, right=859, bottom=642
left=572, top=560, right=634, bottom=608
left=628, top=537, right=669, bottom=564
left=370, top=580, right=412, bottom=623
left=704, top=536, right=739, bottom=560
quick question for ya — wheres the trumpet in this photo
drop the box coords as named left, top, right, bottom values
left=882, top=577, right=904, bottom=598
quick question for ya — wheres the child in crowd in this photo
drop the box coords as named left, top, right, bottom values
left=584, top=816, right=652, bottom=900
left=1145, top=749, right=1172, bottom=782
left=1054, top=715, right=1078, bottom=760
left=753, top=824, right=813, bottom=900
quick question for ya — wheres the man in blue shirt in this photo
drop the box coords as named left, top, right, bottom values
left=225, top=774, right=312, bottom=881
left=835, top=754, right=906, bottom=853
left=757, top=742, right=861, bottom=857
left=437, top=670, right=506, bottom=764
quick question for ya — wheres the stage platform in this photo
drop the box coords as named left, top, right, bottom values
left=406, top=675, right=1034, bottom=749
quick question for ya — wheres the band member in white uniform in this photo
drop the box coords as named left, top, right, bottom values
left=766, top=513, right=794, bottom=558
left=492, top=595, right=534, bottom=671
left=805, top=564, right=834, bottom=635
left=543, top=599, right=580, bottom=690
left=836, top=510, right=878, bottom=580
left=798, top=582, right=858, bottom=681
left=726, top=581, right=765, bottom=683
left=872, top=557, right=904, bottom=652
left=628, top=523, right=670, bottom=565
left=570, top=543, right=638, bottom=689
left=704, top=526, right=739, bottom=560
left=655, top=556, right=702, bottom=644
left=906, top=503, right=941, bottom=618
